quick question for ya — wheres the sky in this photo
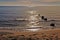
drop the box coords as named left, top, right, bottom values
left=0, top=0, right=60, bottom=6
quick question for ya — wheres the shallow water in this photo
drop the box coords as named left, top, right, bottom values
left=0, top=6, right=60, bottom=31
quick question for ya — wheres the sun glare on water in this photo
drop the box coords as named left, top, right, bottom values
left=26, top=29, right=40, bottom=31
left=26, top=10, right=40, bottom=31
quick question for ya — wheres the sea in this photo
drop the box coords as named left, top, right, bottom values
left=0, top=6, right=60, bottom=31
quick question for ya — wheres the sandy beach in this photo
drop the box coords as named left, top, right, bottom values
left=0, top=28, right=60, bottom=40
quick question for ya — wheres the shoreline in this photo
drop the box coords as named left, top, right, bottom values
left=0, top=28, right=60, bottom=40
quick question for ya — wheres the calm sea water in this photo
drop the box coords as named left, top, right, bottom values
left=0, top=6, right=29, bottom=27
left=0, top=6, right=60, bottom=29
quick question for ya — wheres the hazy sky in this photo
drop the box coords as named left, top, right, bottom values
left=0, top=0, right=60, bottom=6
